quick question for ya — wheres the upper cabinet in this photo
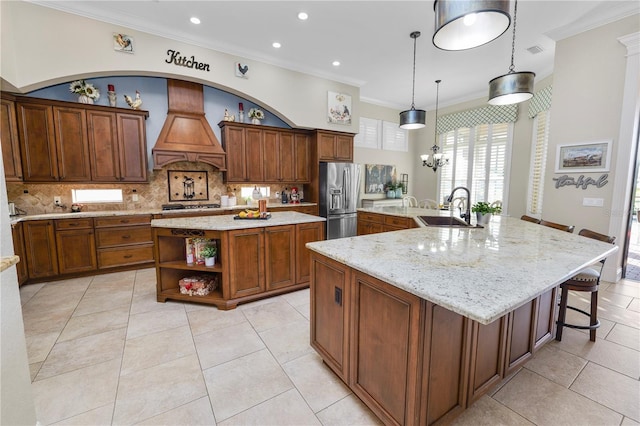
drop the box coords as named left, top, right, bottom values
left=10, top=95, right=148, bottom=183
left=316, top=130, right=354, bottom=162
left=220, top=122, right=310, bottom=184
left=87, top=110, right=148, bottom=182
left=1, top=95, right=23, bottom=181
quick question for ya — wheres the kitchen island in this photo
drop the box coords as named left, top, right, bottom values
left=306, top=216, right=617, bottom=425
left=152, top=211, right=325, bottom=309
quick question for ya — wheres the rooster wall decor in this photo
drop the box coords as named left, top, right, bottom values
left=113, top=33, right=134, bottom=53
left=235, top=62, right=249, bottom=78
left=124, top=91, right=142, bottom=110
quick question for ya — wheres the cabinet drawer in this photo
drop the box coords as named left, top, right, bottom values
left=358, top=212, right=383, bottom=223
left=98, top=244, right=154, bottom=268
left=95, top=226, right=152, bottom=247
left=95, top=215, right=151, bottom=228
left=55, top=218, right=94, bottom=230
left=383, top=215, right=411, bottom=228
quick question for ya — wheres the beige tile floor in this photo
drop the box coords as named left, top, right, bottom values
left=20, top=268, right=640, bottom=425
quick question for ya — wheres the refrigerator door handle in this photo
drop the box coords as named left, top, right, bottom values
left=344, top=167, right=350, bottom=207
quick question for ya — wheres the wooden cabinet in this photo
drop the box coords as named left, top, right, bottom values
left=228, top=228, right=265, bottom=298
left=16, top=101, right=92, bottom=182
left=310, top=254, right=351, bottom=381
left=87, top=110, right=148, bottom=182
left=155, top=221, right=324, bottom=309
left=357, top=211, right=415, bottom=235
left=94, top=215, right=154, bottom=269
left=294, top=132, right=310, bottom=182
left=220, top=122, right=310, bottom=183
left=350, top=271, right=422, bottom=426
left=357, top=212, right=384, bottom=235
left=295, top=221, right=324, bottom=284
left=1, top=96, right=23, bottom=181
left=311, top=252, right=560, bottom=425
left=316, top=130, right=354, bottom=162
left=12, top=96, right=148, bottom=183
left=221, top=125, right=264, bottom=182
left=53, top=105, right=92, bottom=181
left=467, top=317, right=507, bottom=404
left=16, top=102, right=58, bottom=182
left=23, top=220, right=58, bottom=279
left=11, top=222, right=28, bottom=285
left=265, top=225, right=296, bottom=291
left=55, top=218, right=97, bottom=275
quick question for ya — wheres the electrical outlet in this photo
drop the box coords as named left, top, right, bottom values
left=54, top=196, right=62, bottom=206
left=132, top=194, right=139, bottom=202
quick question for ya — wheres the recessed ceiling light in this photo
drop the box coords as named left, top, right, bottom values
left=190, top=17, right=201, bottom=25
left=332, top=61, right=340, bottom=67
left=272, top=42, right=282, bottom=49
left=298, top=12, right=308, bottom=20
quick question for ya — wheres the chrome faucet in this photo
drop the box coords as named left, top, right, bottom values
left=447, top=186, right=471, bottom=225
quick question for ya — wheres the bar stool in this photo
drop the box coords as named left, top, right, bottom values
left=555, top=229, right=616, bottom=342
left=520, top=215, right=540, bottom=224
left=540, top=219, right=575, bottom=233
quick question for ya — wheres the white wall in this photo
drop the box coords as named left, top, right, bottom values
left=543, top=14, right=639, bottom=279
left=0, top=153, right=37, bottom=425
left=0, top=1, right=359, bottom=133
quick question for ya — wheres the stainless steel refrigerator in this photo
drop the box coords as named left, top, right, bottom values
left=319, top=162, right=361, bottom=239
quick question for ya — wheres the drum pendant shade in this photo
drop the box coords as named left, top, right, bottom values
left=433, top=0, right=511, bottom=51
left=488, top=71, right=535, bottom=105
left=399, top=31, right=426, bottom=129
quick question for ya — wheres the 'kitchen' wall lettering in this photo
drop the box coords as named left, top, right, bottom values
left=165, top=49, right=211, bottom=72
left=552, top=174, right=608, bottom=189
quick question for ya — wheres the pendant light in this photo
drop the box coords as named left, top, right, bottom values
left=399, top=31, right=426, bottom=130
left=433, top=0, right=511, bottom=51
left=488, top=0, right=535, bottom=105
left=421, top=80, right=449, bottom=172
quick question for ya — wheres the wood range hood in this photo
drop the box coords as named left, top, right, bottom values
left=152, top=79, right=226, bottom=170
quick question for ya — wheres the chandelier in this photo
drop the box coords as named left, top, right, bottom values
left=421, top=80, right=449, bottom=172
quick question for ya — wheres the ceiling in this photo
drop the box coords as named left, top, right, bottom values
left=30, top=1, right=639, bottom=110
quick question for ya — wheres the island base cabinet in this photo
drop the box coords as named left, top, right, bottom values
left=310, top=254, right=351, bottom=381
left=420, top=305, right=471, bottom=425
left=350, top=272, right=422, bottom=426
left=228, top=228, right=265, bottom=298
left=265, top=225, right=295, bottom=291
left=310, top=253, right=560, bottom=426
left=467, top=317, right=508, bottom=404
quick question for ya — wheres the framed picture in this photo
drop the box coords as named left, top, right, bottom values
left=113, top=33, right=134, bottom=53
left=555, top=140, right=612, bottom=173
left=365, top=164, right=396, bottom=194
left=327, top=91, right=352, bottom=125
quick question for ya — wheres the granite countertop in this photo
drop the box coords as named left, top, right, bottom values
left=306, top=215, right=618, bottom=325
left=0, top=255, right=20, bottom=273
left=151, top=211, right=325, bottom=231
left=8, top=202, right=317, bottom=224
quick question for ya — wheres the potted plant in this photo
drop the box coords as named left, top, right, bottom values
left=471, top=201, right=502, bottom=225
left=385, top=181, right=399, bottom=199
left=201, top=245, right=217, bottom=267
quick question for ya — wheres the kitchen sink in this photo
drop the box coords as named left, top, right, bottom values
left=418, top=215, right=472, bottom=227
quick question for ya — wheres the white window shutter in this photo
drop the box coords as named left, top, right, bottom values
left=382, top=121, right=408, bottom=152
left=354, top=117, right=381, bottom=149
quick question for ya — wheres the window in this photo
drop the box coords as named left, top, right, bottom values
left=72, top=189, right=123, bottom=204
left=439, top=123, right=512, bottom=208
left=353, top=117, right=407, bottom=152
left=527, top=110, right=550, bottom=216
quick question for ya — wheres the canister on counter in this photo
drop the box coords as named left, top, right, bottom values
left=259, top=199, right=267, bottom=213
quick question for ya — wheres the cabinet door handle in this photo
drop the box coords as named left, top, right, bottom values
left=121, top=235, right=131, bottom=239
left=69, top=223, right=79, bottom=226
left=120, top=220, right=130, bottom=224
left=123, top=255, right=133, bottom=259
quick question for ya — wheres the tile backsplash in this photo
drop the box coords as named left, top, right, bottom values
left=6, top=162, right=304, bottom=215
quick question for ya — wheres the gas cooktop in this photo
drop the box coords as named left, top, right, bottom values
left=161, top=203, right=221, bottom=211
